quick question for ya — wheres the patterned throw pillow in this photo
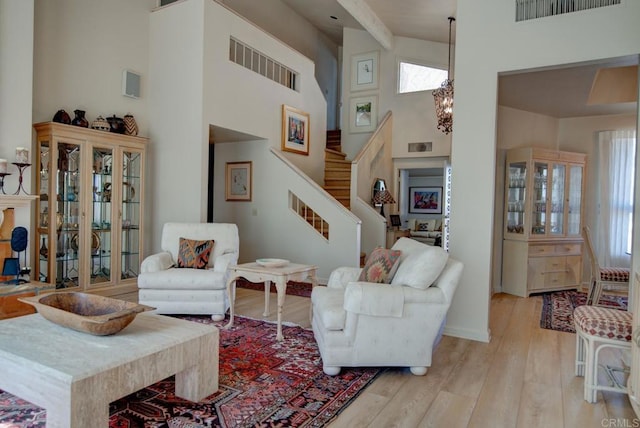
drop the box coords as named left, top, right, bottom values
left=177, top=238, right=214, bottom=269
left=417, top=222, right=430, bottom=231
left=358, top=247, right=402, bottom=284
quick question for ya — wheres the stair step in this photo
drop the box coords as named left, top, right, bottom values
left=324, top=186, right=350, bottom=197
left=324, top=148, right=347, bottom=160
left=325, top=168, right=351, bottom=180
left=324, top=178, right=350, bottom=187
left=325, top=159, right=351, bottom=169
left=333, top=195, right=350, bottom=206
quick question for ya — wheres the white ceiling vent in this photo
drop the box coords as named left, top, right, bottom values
left=516, top=0, right=621, bottom=21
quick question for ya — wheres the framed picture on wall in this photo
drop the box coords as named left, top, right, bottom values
left=281, top=105, right=310, bottom=155
left=225, top=161, right=252, bottom=201
left=349, top=96, right=378, bottom=133
left=350, top=50, right=379, bottom=92
left=409, top=187, right=442, bottom=214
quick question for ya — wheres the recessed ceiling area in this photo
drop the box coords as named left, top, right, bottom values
left=498, top=56, right=639, bottom=118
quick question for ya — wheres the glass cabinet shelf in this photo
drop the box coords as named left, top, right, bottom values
left=34, top=122, right=147, bottom=295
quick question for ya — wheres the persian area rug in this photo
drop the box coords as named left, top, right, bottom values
left=539, top=290, right=628, bottom=333
left=235, top=278, right=313, bottom=298
left=0, top=316, right=380, bottom=428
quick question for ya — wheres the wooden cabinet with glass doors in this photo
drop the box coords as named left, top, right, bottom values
left=33, top=122, right=147, bottom=297
left=502, top=147, right=586, bottom=297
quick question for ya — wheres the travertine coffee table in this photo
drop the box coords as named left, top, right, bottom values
left=226, top=262, right=318, bottom=341
left=0, top=312, right=218, bottom=427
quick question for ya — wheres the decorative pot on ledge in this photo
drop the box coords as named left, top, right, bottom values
left=91, top=116, right=110, bottom=132
left=52, top=109, right=71, bottom=125
left=123, top=114, right=138, bottom=136
left=107, top=115, right=126, bottom=134
left=71, top=109, right=89, bottom=128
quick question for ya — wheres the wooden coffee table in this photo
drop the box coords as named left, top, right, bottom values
left=0, top=312, right=218, bottom=427
left=225, top=262, right=317, bottom=341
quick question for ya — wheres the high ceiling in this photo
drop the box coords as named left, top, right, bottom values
left=280, top=0, right=637, bottom=118
left=280, top=0, right=457, bottom=45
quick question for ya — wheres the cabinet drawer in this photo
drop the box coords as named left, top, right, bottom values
left=554, top=244, right=581, bottom=255
left=529, top=245, right=556, bottom=256
left=545, top=272, right=567, bottom=288
left=529, top=243, right=580, bottom=256
left=545, top=257, right=566, bottom=272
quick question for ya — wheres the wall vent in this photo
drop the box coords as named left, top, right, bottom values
left=408, top=142, right=433, bottom=153
left=229, top=37, right=298, bottom=91
left=516, top=0, right=621, bottom=21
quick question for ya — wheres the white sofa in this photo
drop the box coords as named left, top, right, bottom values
left=138, top=222, right=239, bottom=320
left=310, top=237, right=463, bottom=376
left=407, top=218, right=442, bottom=246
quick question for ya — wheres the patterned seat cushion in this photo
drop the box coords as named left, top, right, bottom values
left=600, top=267, right=630, bottom=283
left=574, top=305, right=632, bottom=342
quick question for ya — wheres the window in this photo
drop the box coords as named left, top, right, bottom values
left=397, top=60, right=447, bottom=94
left=597, top=130, right=636, bottom=266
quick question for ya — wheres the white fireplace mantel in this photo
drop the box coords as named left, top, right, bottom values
left=0, top=194, right=38, bottom=211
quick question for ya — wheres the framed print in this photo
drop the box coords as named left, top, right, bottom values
left=350, top=51, right=379, bottom=92
left=225, top=161, right=252, bottom=201
left=349, top=96, right=378, bottom=133
left=409, top=187, right=443, bottom=214
left=282, top=105, right=310, bottom=155
left=389, top=214, right=402, bottom=228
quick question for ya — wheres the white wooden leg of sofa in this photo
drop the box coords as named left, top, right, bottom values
left=323, top=365, right=341, bottom=376
left=211, top=314, right=225, bottom=321
left=410, top=367, right=428, bottom=376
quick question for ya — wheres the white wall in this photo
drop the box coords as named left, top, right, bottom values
left=453, top=0, right=640, bottom=341
left=219, top=0, right=340, bottom=129
left=214, top=143, right=361, bottom=279
left=0, top=0, right=35, bottom=262
left=149, top=0, right=356, bottom=279
left=33, top=0, right=156, bottom=134
left=341, top=28, right=452, bottom=161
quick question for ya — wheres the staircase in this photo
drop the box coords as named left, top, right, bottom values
left=323, top=130, right=351, bottom=209
left=296, top=129, right=365, bottom=265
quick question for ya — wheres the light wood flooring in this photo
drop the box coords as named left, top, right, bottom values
left=230, top=287, right=637, bottom=428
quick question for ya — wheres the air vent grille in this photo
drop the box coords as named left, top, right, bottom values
left=408, top=142, right=433, bottom=153
left=229, top=37, right=298, bottom=91
left=516, top=0, right=620, bottom=21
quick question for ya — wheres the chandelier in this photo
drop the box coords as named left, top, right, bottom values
left=433, top=17, right=455, bottom=135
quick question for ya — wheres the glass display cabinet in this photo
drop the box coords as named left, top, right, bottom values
left=34, top=122, right=147, bottom=297
left=502, top=147, right=586, bottom=297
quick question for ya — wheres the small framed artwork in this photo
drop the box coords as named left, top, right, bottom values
left=349, top=96, right=378, bottom=133
left=409, top=187, right=443, bottom=214
left=225, top=161, right=252, bottom=201
left=281, top=105, right=310, bottom=156
left=350, top=50, right=379, bottom=92
left=389, top=214, right=402, bottom=228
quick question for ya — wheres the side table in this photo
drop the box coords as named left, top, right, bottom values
left=225, top=262, right=318, bottom=341
left=0, top=281, right=54, bottom=320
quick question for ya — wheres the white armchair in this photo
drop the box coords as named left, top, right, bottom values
left=310, top=237, right=463, bottom=376
left=138, top=222, right=239, bottom=320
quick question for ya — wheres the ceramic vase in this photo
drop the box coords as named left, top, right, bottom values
left=52, top=109, right=71, bottom=124
left=123, top=114, right=138, bottom=136
left=71, top=109, right=89, bottom=128
left=107, top=115, right=126, bottom=134
left=39, top=237, right=48, bottom=259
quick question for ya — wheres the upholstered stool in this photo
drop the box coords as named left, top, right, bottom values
left=574, top=305, right=632, bottom=403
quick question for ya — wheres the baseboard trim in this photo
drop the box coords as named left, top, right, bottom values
left=444, top=325, right=491, bottom=343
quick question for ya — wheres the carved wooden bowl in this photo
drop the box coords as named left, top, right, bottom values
left=19, top=292, right=154, bottom=336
